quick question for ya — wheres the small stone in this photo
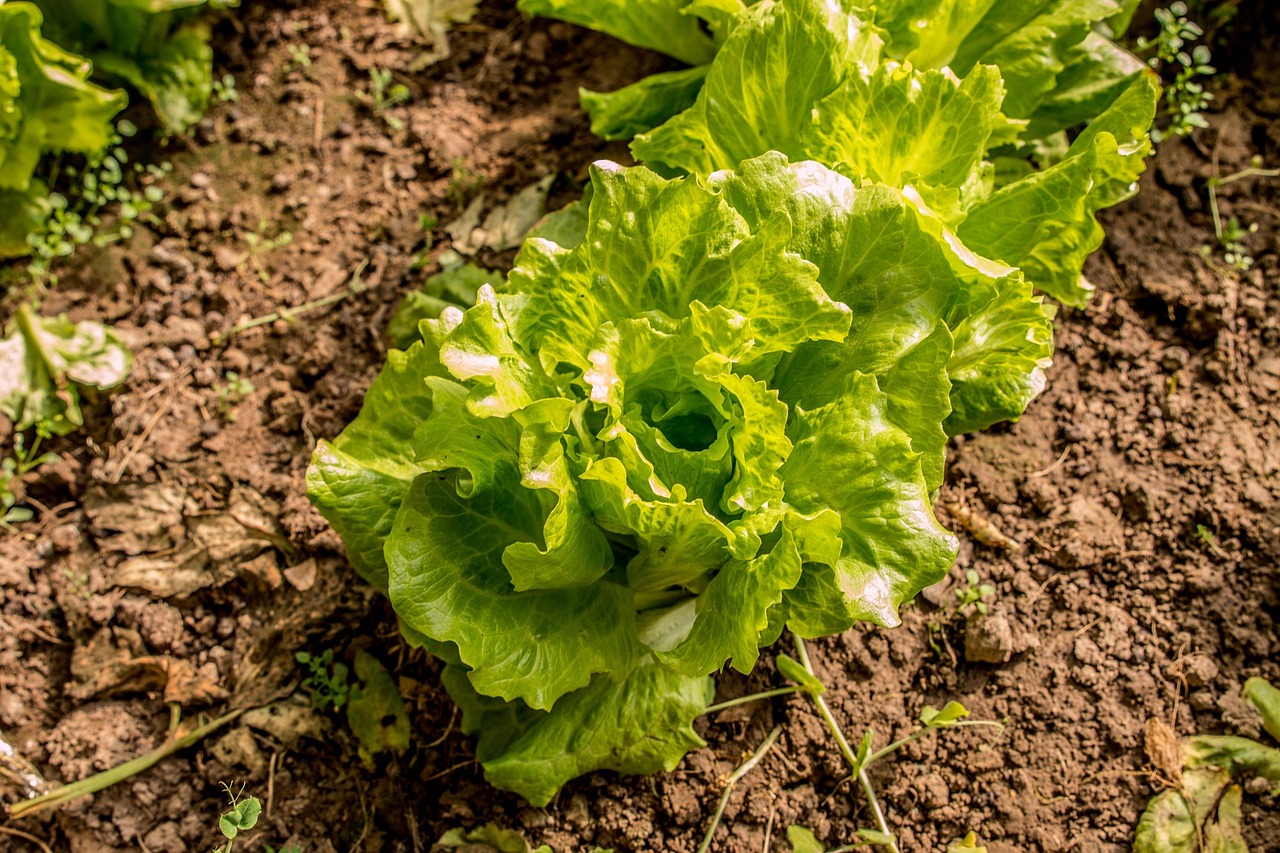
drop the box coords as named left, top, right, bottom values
left=915, top=772, right=951, bottom=809
left=1173, top=653, right=1219, bottom=688
left=1160, top=346, right=1190, bottom=371
left=50, top=523, right=81, bottom=552
left=1073, top=635, right=1106, bottom=667
left=1188, top=690, right=1216, bottom=711
left=213, top=245, right=242, bottom=272
left=190, top=172, right=212, bottom=189
left=283, top=558, right=316, bottom=591
left=223, top=349, right=251, bottom=372
left=270, top=172, right=293, bottom=193
left=141, top=821, right=187, bottom=853
left=564, top=794, right=591, bottom=829
left=964, top=609, right=1014, bottom=664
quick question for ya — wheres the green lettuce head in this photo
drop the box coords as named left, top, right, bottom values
left=308, top=153, right=1059, bottom=804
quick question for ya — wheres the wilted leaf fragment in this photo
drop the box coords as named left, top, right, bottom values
left=382, top=0, right=482, bottom=67
left=1243, top=677, right=1280, bottom=743
left=437, top=823, right=539, bottom=853
left=346, top=650, right=410, bottom=769
left=0, top=304, right=132, bottom=436
left=786, top=826, right=824, bottom=853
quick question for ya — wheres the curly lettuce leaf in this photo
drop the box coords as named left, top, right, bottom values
left=1023, top=31, right=1148, bottom=140
left=517, top=0, right=717, bottom=66
left=91, top=19, right=213, bottom=132
left=710, top=154, right=1052, bottom=478
left=505, top=162, right=850, bottom=372
left=943, top=0, right=1122, bottom=118
left=388, top=467, right=641, bottom=710
left=307, top=328, right=455, bottom=593
left=632, top=0, right=883, bottom=176
left=0, top=3, right=125, bottom=192
left=387, top=262, right=502, bottom=349
left=780, top=371, right=957, bottom=632
left=802, top=63, right=1008, bottom=224
left=956, top=72, right=1158, bottom=306
left=580, top=65, right=708, bottom=141
left=446, top=660, right=712, bottom=807
left=0, top=182, right=49, bottom=258
left=31, top=0, right=232, bottom=132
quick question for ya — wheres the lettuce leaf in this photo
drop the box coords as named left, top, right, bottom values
left=517, top=0, right=716, bottom=66
left=631, top=0, right=1156, bottom=311
left=580, top=65, right=708, bottom=141
left=0, top=2, right=125, bottom=194
left=957, top=72, right=1158, bottom=305
left=309, top=156, right=965, bottom=801
left=32, top=0, right=234, bottom=132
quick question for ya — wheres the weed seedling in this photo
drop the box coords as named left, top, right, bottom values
left=366, top=68, right=411, bottom=131
left=296, top=649, right=350, bottom=711
left=1135, top=678, right=1280, bottom=850
left=216, top=783, right=262, bottom=853
left=700, top=637, right=1005, bottom=852
left=1, top=432, right=60, bottom=531
left=215, top=372, right=255, bottom=422
left=213, top=74, right=239, bottom=104
left=238, top=219, right=294, bottom=283
left=24, top=121, right=170, bottom=290
left=409, top=213, right=439, bottom=271
left=1137, top=3, right=1216, bottom=141
left=1194, top=523, right=1230, bottom=559
left=286, top=44, right=313, bottom=73
left=1200, top=157, right=1280, bottom=273
left=954, top=570, right=996, bottom=616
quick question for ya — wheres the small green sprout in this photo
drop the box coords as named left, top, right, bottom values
left=447, top=159, right=484, bottom=211
left=215, top=372, right=255, bottom=422
left=1, top=433, right=60, bottom=532
left=216, top=784, right=262, bottom=853
left=295, top=649, right=350, bottom=712
left=24, top=120, right=170, bottom=288
left=1195, top=523, right=1230, bottom=559
left=212, top=73, right=239, bottom=104
left=954, top=569, right=996, bottom=616
left=367, top=68, right=411, bottom=131
left=286, top=44, right=313, bottom=72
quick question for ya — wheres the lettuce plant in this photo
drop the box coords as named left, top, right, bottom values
left=31, top=0, right=237, bottom=132
left=0, top=2, right=125, bottom=257
left=307, top=153, right=1065, bottom=803
left=522, top=0, right=1159, bottom=307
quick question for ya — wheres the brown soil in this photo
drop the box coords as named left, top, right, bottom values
left=2, top=2, right=1279, bottom=852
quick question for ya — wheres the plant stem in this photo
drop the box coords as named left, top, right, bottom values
left=855, top=772, right=896, bottom=852
left=8, top=709, right=244, bottom=819
left=704, top=686, right=803, bottom=715
left=791, top=636, right=858, bottom=768
left=791, top=635, right=900, bottom=853
left=864, top=719, right=1006, bottom=766
left=1207, top=166, right=1280, bottom=240
left=696, top=726, right=782, bottom=853
left=211, top=259, right=369, bottom=345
